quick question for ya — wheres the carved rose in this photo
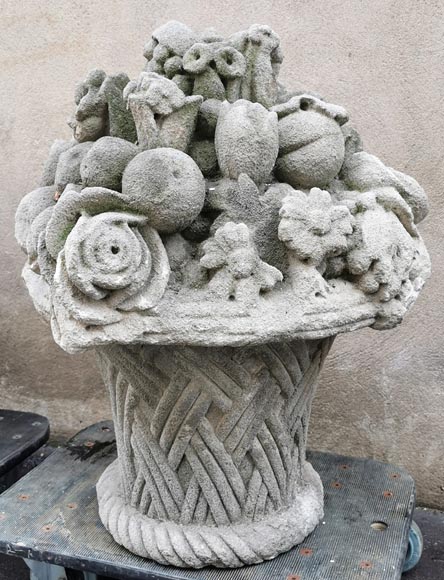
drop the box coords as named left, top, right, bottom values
left=54, top=211, right=169, bottom=324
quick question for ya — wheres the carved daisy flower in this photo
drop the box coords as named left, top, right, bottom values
left=279, top=188, right=353, bottom=266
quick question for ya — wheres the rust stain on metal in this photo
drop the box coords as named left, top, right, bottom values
left=67, top=503, right=78, bottom=509
left=300, top=548, right=313, bottom=556
left=360, top=561, right=373, bottom=569
left=18, top=494, right=29, bottom=501
left=287, top=575, right=301, bottom=580
left=383, top=490, right=394, bottom=498
left=331, top=481, right=342, bottom=489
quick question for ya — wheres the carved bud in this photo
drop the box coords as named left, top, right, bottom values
left=214, top=99, right=279, bottom=184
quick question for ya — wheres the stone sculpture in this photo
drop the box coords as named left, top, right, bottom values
left=16, top=20, right=431, bottom=569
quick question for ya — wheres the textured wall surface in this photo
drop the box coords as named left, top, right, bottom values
left=0, top=0, right=443, bottom=507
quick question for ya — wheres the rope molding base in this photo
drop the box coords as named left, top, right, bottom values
left=97, top=458, right=324, bottom=568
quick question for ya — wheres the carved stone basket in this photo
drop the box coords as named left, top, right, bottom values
left=16, top=21, right=430, bottom=569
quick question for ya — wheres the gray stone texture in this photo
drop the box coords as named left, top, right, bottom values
left=1, top=0, right=443, bottom=522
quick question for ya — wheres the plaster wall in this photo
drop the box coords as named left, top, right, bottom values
left=0, top=0, right=443, bottom=507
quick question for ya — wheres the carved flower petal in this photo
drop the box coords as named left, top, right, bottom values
left=53, top=252, right=123, bottom=325
left=117, top=224, right=170, bottom=311
left=200, top=243, right=227, bottom=269
left=64, top=212, right=150, bottom=303
left=256, top=261, right=283, bottom=290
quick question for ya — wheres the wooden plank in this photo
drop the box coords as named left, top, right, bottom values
left=0, top=421, right=414, bottom=580
left=0, top=410, right=49, bottom=476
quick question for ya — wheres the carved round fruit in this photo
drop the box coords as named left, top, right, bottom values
left=121, top=148, right=205, bottom=233
left=275, top=110, right=345, bottom=188
left=80, top=137, right=138, bottom=191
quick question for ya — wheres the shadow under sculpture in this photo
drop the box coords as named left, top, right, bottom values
left=15, top=20, right=431, bottom=569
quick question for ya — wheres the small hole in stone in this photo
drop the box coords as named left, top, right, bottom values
left=172, top=169, right=180, bottom=178
left=229, top=295, right=235, bottom=301
left=371, top=521, right=388, bottom=531
left=360, top=561, right=372, bottom=569
left=111, top=246, right=119, bottom=254
left=315, top=292, right=321, bottom=297
left=300, top=100, right=309, bottom=111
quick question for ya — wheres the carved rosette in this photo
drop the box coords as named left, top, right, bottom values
left=96, top=338, right=332, bottom=567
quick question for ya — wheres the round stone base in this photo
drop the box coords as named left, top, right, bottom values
left=97, top=459, right=324, bottom=568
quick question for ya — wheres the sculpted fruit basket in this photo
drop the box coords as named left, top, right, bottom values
left=15, top=21, right=430, bottom=568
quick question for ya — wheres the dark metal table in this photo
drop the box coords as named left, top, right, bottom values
left=0, top=421, right=416, bottom=580
left=0, top=409, right=50, bottom=492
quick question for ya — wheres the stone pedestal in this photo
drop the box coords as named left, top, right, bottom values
left=95, top=339, right=332, bottom=567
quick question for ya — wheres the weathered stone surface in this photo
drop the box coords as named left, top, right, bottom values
left=96, top=339, right=331, bottom=567
left=121, top=148, right=206, bottom=233
left=15, top=18, right=431, bottom=569
left=80, top=137, right=138, bottom=191
left=54, top=141, right=94, bottom=197
left=70, top=69, right=137, bottom=143
left=215, top=100, right=279, bottom=184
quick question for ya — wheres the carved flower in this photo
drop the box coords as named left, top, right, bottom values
left=200, top=222, right=282, bottom=302
left=70, top=69, right=136, bottom=143
left=214, top=99, right=279, bottom=184
left=279, top=188, right=353, bottom=266
left=124, top=72, right=186, bottom=116
left=124, top=72, right=202, bottom=151
left=54, top=211, right=170, bottom=325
